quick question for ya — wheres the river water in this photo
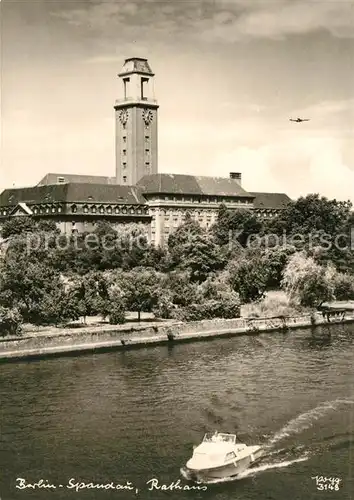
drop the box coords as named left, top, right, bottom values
left=1, top=324, right=353, bottom=500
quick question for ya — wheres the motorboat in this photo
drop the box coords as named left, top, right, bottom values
left=182, top=432, right=263, bottom=482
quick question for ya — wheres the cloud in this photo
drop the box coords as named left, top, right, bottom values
left=52, top=0, right=354, bottom=45
left=199, top=0, right=354, bottom=41
left=213, top=136, right=354, bottom=202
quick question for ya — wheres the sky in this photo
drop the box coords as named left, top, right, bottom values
left=1, top=0, right=354, bottom=202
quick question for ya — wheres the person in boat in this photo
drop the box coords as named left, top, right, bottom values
left=211, top=431, right=218, bottom=442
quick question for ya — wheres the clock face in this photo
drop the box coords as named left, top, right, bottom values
left=143, top=109, right=153, bottom=126
left=119, top=109, right=128, bottom=125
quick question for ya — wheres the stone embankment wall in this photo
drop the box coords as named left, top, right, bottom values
left=1, top=311, right=354, bottom=362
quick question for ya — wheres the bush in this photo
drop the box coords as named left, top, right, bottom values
left=153, top=293, right=175, bottom=319
left=108, top=300, right=126, bottom=325
left=178, top=296, right=240, bottom=321
left=0, top=306, right=23, bottom=336
left=333, top=273, right=354, bottom=301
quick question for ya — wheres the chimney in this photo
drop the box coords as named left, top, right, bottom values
left=229, top=172, right=242, bottom=185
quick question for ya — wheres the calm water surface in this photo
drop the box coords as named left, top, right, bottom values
left=1, top=324, right=353, bottom=500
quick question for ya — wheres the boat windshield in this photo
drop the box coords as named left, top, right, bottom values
left=203, top=433, right=236, bottom=444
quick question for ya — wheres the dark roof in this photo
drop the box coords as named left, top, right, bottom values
left=250, top=192, right=291, bottom=210
left=137, top=174, right=253, bottom=198
left=0, top=183, right=146, bottom=206
left=38, top=173, right=115, bottom=186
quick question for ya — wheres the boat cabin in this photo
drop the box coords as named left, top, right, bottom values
left=203, top=432, right=237, bottom=444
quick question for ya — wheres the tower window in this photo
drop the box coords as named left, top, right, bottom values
left=145, top=135, right=149, bottom=140
left=123, top=176, right=127, bottom=183
left=123, top=136, right=127, bottom=143
left=122, top=149, right=126, bottom=155
left=123, top=77, right=130, bottom=99
left=122, top=162, right=127, bottom=169
left=141, top=77, right=149, bottom=100
left=145, top=149, right=149, bottom=154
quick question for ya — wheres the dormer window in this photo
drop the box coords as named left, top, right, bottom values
left=71, top=204, right=77, bottom=213
left=107, top=206, right=112, bottom=214
left=83, top=205, right=89, bottom=214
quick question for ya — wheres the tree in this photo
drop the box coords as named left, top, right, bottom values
left=332, top=273, right=354, bottom=301
left=213, top=204, right=263, bottom=247
left=270, top=194, right=352, bottom=236
left=227, top=253, right=269, bottom=303
left=168, top=219, right=224, bottom=281
left=282, top=252, right=336, bottom=307
left=0, top=258, right=70, bottom=324
left=1, top=217, right=59, bottom=239
left=0, top=306, right=23, bottom=336
left=110, top=268, right=164, bottom=321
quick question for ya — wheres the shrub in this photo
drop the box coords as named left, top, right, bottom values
left=333, top=273, right=354, bottom=301
left=108, top=300, right=126, bottom=325
left=0, top=306, right=23, bottom=336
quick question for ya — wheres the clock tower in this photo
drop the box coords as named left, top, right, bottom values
left=114, top=58, right=159, bottom=185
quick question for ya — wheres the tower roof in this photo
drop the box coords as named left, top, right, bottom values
left=119, top=57, right=154, bottom=77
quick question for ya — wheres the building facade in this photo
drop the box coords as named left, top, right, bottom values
left=0, top=57, right=291, bottom=246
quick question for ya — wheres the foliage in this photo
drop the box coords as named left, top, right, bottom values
left=0, top=306, right=23, bottom=336
left=176, top=275, right=241, bottom=321
left=153, top=292, right=175, bottom=319
left=282, top=253, right=336, bottom=307
left=213, top=204, right=262, bottom=247
left=227, top=252, right=269, bottom=303
left=108, top=299, right=126, bottom=325
left=168, top=219, right=224, bottom=282
left=163, top=271, right=199, bottom=307
left=109, top=267, right=164, bottom=321
left=332, top=273, right=354, bottom=301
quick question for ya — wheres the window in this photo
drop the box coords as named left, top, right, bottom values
left=107, top=206, right=112, bottom=214
left=123, top=136, right=127, bottom=143
left=122, top=149, right=126, bottom=155
left=91, top=206, right=96, bottom=213
left=123, top=77, right=130, bottom=99
left=71, top=204, right=77, bottom=213
left=57, top=177, right=65, bottom=184
left=83, top=206, right=88, bottom=213
left=145, top=149, right=149, bottom=154
left=145, top=135, right=149, bottom=140
left=141, top=77, right=149, bottom=100
left=225, top=452, right=236, bottom=462
left=122, top=162, right=127, bottom=169
left=123, top=176, right=127, bottom=183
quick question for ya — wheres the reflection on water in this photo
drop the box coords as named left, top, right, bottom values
left=1, top=324, right=353, bottom=500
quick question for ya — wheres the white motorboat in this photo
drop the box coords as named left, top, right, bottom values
left=182, top=432, right=263, bottom=482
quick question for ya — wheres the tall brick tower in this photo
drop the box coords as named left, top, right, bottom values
left=114, top=58, right=159, bottom=185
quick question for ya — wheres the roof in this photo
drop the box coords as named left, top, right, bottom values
left=137, top=174, right=254, bottom=198
left=37, top=173, right=115, bottom=186
left=0, top=183, right=146, bottom=206
left=119, top=58, right=153, bottom=76
left=250, top=192, right=291, bottom=210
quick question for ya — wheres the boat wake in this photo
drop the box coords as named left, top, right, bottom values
left=180, top=455, right=309, bottom=485
left=268, top=398, right=354, bottom=445
left=181, top=398, right=354, bottom=485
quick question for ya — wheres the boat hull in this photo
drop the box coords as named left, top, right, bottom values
left=183, top=447, right=263, bottom=483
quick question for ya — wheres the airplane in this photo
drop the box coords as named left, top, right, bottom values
left=289, top=117, right=310, bottom=122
